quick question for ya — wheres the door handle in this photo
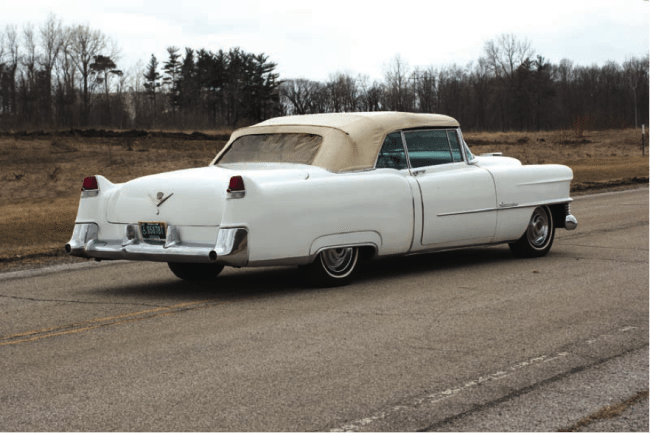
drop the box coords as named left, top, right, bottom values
left=412, top=169, right=425, bottom=177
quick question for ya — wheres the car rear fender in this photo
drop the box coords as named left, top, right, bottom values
left=220, top=169, right=414, bottom=264
left=74, top=175, right=120, bottom=225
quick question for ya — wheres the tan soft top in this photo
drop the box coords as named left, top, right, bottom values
left=213, top=112, right=459, bottom=172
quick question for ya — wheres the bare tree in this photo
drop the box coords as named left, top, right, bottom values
left=54, top=27, right=77, bottom=127
left=468, top=58, right=490, bottom=128
left=437, top=64, right=469, bottom=121
left=482, top=34, right=535, bottom=129
left=327, top=72, right=358, bottom=112
left=623, top=56, right=648, bottom=128
left=0, top=30, right=5, bottom=124
left=20, top=24, right=39, bottom=126
left=281, top=78, right=323, bottom=114
left=39, top=14, right=63, bottom=126
left=413, top=66, right=438, bottom=113
left=126, top=59, right=147, bottom=128
left=68, top=24, right=108, bottom=126
left=484, top=33, right=534, bottom=79
left=4, top=25, right=19, bottom=120
left=384, top=54, right=412, bottom=111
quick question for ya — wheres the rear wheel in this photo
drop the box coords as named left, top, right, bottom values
left=168, top=262, right=224, bottom=281
left=509, top=206, right=555, bottom=258
left=301, top=247, right=359, bottom=287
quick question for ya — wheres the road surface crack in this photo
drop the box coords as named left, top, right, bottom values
left=0, top=293, right=162, bottom=308
left=558, top=389, right=649, bottom=432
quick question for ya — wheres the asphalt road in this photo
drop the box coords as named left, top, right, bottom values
left=0, top=188, right=647, bottom=431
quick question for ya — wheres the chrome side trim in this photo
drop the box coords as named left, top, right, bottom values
left=437, top=207, right=499, bottom=216
left=509, top=198, right=573, bottom=208
left=517, top=178, right=573, bottom=186
left=437, top=198, right=573, bottom=217
left=404, top=240, right=512, bottom=257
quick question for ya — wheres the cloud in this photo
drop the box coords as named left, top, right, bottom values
left=0, top=0, right=647, bottom=81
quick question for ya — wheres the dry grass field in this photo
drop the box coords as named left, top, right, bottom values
left=0, top=127, right=647, bottom=270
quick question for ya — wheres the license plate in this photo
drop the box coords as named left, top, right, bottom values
left=139, top=222, right=167, bottom=240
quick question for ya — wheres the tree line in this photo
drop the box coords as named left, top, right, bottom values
left=281, top=35, right=649, bottom=131
left=0, top=15, right=280, bottom=131
left=0, top=17, right=647, bottom=132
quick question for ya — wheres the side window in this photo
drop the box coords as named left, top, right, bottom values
left=403, top=130, right=453, bottom=168
left=375, top=132, right=407, bottom=169
left=446, top=130, right=463, bottom=162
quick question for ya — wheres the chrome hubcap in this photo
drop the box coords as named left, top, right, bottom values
left=321, top=247, right=356, bottom=277
left=528, top=207, right=550, bottom=248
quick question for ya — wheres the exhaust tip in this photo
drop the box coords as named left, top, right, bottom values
left=565, top=215, right=578, bottom=231
left=209, top=250, right=218, bottom=262
left=65, top=244, right=72, bottom=254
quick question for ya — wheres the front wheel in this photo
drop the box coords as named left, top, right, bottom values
left=168, top=262, right=224, bottom=281
left=300, top=247, right=359, bottom=287
left=509, top=206, right=555, bottom=258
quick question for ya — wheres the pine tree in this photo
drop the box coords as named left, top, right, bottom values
left=163, top=46, right=181, bottom=118
left=143, top=54, right=162, bottom=124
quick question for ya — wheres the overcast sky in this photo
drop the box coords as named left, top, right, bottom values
left=2, top=0, right=648, bottom=82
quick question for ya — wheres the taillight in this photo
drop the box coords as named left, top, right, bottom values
left=82, top=176, right=98, bottom=191
left=227, top=176, right=245, bottom=198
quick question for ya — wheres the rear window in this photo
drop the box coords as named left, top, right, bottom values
left=217, top=133, right=322, bottom=165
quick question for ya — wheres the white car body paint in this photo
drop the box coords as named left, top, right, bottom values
left=66, top=113, right=576, bottom=271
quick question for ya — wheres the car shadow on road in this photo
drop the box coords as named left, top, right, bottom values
left=94, top=245, right=517, bottom=302
left=357, top=245, right=515, bottom=283
left=91, top=264, right=313, bottom=302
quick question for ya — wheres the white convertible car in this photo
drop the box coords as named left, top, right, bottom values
left=66, top=112, right=578, bottom=286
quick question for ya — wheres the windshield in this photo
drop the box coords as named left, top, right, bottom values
left=217, top=133, right=322, bottom=165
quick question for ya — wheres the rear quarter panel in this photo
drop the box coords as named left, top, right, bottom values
left=221, top=169, right=415, bottom=263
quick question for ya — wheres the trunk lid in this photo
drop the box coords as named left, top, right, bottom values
left=106, top=166, right=232, bottom=226
left=106, top=164, right=313, bottom=226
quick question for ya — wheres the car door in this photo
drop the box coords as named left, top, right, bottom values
left=403, top=129, right=497, bottom=247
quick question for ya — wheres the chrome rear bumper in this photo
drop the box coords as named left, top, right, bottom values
left=66, top=223, right=248, bottom=267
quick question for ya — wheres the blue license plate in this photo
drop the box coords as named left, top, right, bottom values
left=139, top=222, right=166, bottom=240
